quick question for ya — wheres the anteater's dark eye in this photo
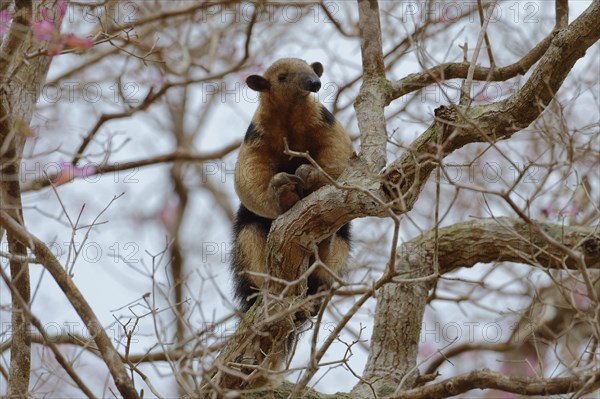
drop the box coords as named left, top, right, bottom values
left=278, top=74, right=287, bottom=82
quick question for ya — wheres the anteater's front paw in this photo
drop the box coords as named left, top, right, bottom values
left=295, top=164, right=321, bottom=193
left=271, top=172, right=303, bottom=214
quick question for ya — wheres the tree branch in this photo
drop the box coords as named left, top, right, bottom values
left=424, top=342, right=511, bottom=377
left=0, top=210, right=140, bottom=399
left=461, top=0, right=498, bottom=104
left=356, top=217, right=598, bottom=394
left=403, top=218, right=599, bottom=276
left=0, top=266, right=96, bottom=399
left=22, top=141, right=241, bottom=192
left=389, top=0, right=570, bottom=101
left=384, top=0, right=600, bottom=210
left=1, top=0, right=49, bottom=394
left=355, top=0, right=389, bottom=172
left=206, top=0, right=599, bottom=393
left=392, top=368, right=600, bottom=399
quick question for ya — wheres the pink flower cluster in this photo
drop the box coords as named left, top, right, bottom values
left=541, top=203, right=578, bottom=220
left=30, top=0, right=93, bottom=56
left=52, top=159, right=97, bottom=186
left=0, top=10, right=13, bottom=37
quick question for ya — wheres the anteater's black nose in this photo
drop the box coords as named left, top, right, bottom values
left=307, top=78, right=321, bottom=92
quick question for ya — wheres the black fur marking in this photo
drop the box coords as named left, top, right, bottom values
left=232, top=270, right=256, bottom=312
left=233, top=204, right=272, bottom=234
left=231, top=207, right=351, bottom=313
left=243, top=122, right=260, bottom=143
left=305, top=223, right=351, bottom=306
left=337, top=222, right=351, bottom=242
left=231, top=204, right=272, bottom=311
left=320, top=106, right=335, bottom=126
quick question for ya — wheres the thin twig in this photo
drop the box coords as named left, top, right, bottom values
left=461, top=0, right=499, bottom=104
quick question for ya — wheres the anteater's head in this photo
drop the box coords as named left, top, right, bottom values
left=246, top=58, right=323, bottom=104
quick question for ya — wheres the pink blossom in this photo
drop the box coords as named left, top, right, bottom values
left=64, top=33, right=93, bottom=50
left=574, top=284, right=591, bottom=310
left=57, top=0, right=68, bottom=19
left=32, top=20, right=55, bottom=41
left=159, top=198, right=180, bottom=234
left=498, top=362, right=510, bottom=373
left=443, top=7, right=459, bottom=21
left=32, top=25, right=93, bottom=56
left=525, top=355, right=539, bottom=375
left=52, top=160, right=97, bottom=186
left=541, top=204, right=556, bottom=219
left=47, top=39, right=65, bottom=56
left=0, top=10, right=12, bottom=37
left=32, top=0, right=75, bottom=56
left=239, top=63, right=264, bottom=81
left=568, top=202, right=578, bottom=217
left=74, top=164, right=96, bottom=178
left=41, top=0, right=67, bottom=25
left=418, top=342, right=436, bottom=358
left=57, top=160, right=77, bottom=185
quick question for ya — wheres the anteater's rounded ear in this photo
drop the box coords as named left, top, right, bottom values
left=246, top=75, right=270, bottom=92
left=311, top=62, right=323, bottom=77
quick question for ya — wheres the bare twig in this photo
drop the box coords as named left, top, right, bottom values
left=0, top=266, right=97, bottom=399
left=23, top=140, right=241, bottom=192
left=461, top=0, right=498, bottom=104
left=0, top=211, right=141, bottom=399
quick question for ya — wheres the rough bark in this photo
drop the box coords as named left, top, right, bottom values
left=355, top=217, right=599, bottom=394
left=355, top=265, right=430, bottom=396
left=392, top=369, right=600, bottom=399
left=355, top=0, right=389, bottom=172
left=0, top=1, right=52, bottom=395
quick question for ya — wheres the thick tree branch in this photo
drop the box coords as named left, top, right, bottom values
left=389, top=34, right=552, bottom=101
left=356, top=261, right=430, bottom=395
left=392, top=368, right=600, bottom=398
left=209, top=0, right=599, bottom=393
left=403, top=218, right=599, bottom=275
left=1, top=0, right=50, bottom=394
left=357, top=217, right=598, bottom=395
left=209, top=2, right=396, bottom=381
left=355, top=0, right=389, bottom=172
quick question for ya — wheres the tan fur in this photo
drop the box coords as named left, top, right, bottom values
left=236, top=226, right=267, bottom=287
left=313, top=235, right=349, bottom=284
left=234, top=59, right=353, bottom=219
left=232, top=57, right=352, bottom=313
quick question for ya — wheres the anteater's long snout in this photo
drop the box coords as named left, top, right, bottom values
left=305, top=77, right=321, bottom=92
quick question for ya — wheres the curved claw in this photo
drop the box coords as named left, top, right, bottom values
left=285, top=173, right=305, bottom=187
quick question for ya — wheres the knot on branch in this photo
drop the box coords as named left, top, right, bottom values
left=434, top=105, right=458, bottom=125
left=381, top=167, right=414, bottom=214
left=444, top=380, right=457, bottom=393
left=434, top=104, right=462, bottom=143
left=581, top=236, right=600, bottom=259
